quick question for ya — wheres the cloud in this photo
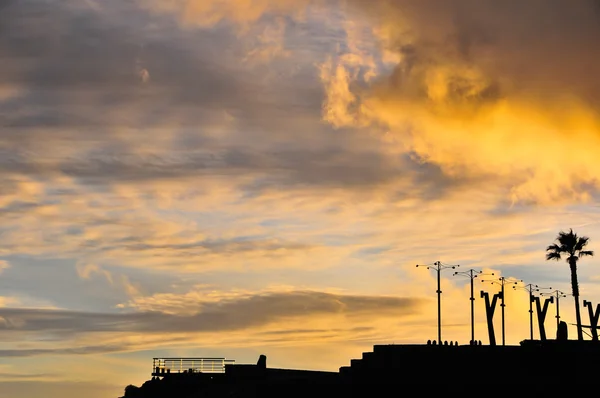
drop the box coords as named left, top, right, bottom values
left=76, top=263, right=113, bottom=283
left=75, top=262, right=141, bottom=298
left=319, top=0, right=600, bottom=204
left=0, top=372, right=58, bottom=380
left=140, top=0, right=313, bottom=28
left=135, top=0, right=600, bottom=205
left=0, top=296, right=19, bottom=308
left=0, top=381, right=122, bottom=398
left=0, top=290, right=424, bottom=336
left=0, top=344, right=128, bottom=358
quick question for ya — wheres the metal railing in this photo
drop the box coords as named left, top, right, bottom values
left=152, top=357, right=235, bottom=376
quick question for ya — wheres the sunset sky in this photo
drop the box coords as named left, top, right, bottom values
left=2, top=1, right=600, bottom=397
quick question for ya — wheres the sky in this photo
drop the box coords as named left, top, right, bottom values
left=2, top=0, right=600, bottom=396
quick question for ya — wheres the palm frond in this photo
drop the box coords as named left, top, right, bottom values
left=546, top=251, right=562, bottom=261
left=547, top=228, right=593, bottom=262
left=556, top=229, right=578, bottom=255
left=575, top=236, right=590, bottom=252
left=546, top=243, right=562, bottom=253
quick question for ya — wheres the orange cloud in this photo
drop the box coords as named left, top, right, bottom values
left=141, top=0, right=313, bottom=27
left=317, top=0, right=600, bottom=204
left=148, top=0, right=600, bottom=205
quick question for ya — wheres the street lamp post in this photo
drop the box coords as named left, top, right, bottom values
left=541, top=290, right=568, bottom=333
left=417, top=261, right=459, bottom=345
left=453, top=269, right=481, bottom=343
left=513, top=283, right=552, bottom=340
left=481, top=276, right=519, bottom=346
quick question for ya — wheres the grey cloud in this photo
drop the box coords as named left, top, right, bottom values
left=0, top=291, right=425, bottom=335
left=0, top=381, right=121, bottom=398
left=0, top=344, right=127, bottom=358
left=0, top=144, right=482, bottom=199
left=361, top=0, right=600, bottom=106
left=0, top=0, right=483, bottom=200
left=61, top=148, right=402, bottom=188
left=0, top=207, right=325, bottom=270
left=258, top=326, right=375, bottom=336
left=68, top=230, right=319, bottom=262
left=0, top=2, right=240, bottom=121
left=0, top=372, right=58, bottom=379
left=116, top=239, right=314, bottom=256
left=0, top=0, right=319, bottom=132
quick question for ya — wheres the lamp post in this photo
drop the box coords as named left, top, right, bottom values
left=481, top=276, right=519, bottom=346
left=417, top=261, right=459, bottom=345
left=513, top=283, right=552, bottom=340
left=453, top=269, right=494, bottom=343
left=453, top=269, right=480, bottom=344
left=540, top=290, right=568, bottom=332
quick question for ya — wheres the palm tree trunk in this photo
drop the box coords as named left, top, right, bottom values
left=570, top=260, right=584, bottom=341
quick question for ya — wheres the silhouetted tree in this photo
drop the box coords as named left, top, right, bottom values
left=546, top=228, right=594, bottom=341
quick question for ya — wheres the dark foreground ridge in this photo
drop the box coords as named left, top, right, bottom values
left=121, top=339, right=600, bottom=397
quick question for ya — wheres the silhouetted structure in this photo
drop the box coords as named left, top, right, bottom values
left=122, top=232, right=600, bottom=397
left=514, top=283, right=551, bottom=340
left=533, top=295, right=553, bottom=341
left=481, top=276, right=519, bottom=345
left=583, top=300, right=600, bottom=340
left=416, top=261, right=459, bottom=344
left=152, top=358, right=234, bottom=377
left=122, top=338, right=600, bottom=398
left=541, top=290, right=568, bottom=332
left=257, top=354, right=267, bottom=369
left=453, top=268, right=485, bottom=343
left=557, top=321, right=568, bottom=340
left=480, top=290, right=501, bottom=345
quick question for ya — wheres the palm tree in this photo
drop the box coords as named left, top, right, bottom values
left=546, top=228, right=594, bottom=341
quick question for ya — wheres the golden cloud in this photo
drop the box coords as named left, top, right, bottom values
left=141, top=0, right=313, bottom=27
left=320, top=0, right=600, bottom=204
left=141, top=0, right=600, bottom=204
